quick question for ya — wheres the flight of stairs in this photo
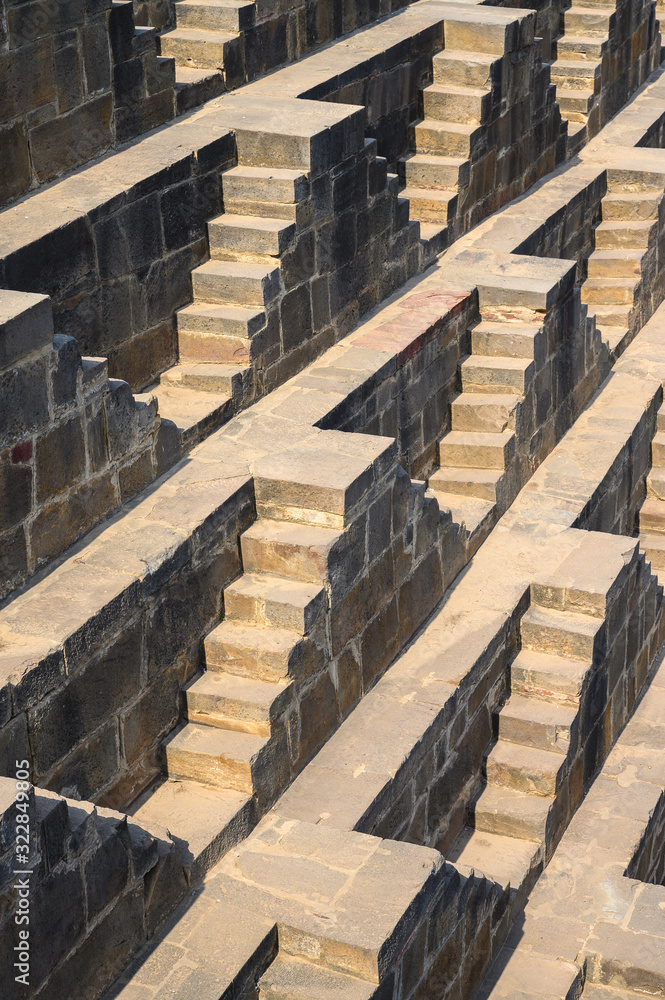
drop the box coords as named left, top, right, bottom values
left=150, top=165, right=305, bottom=452
left=427, top=317, right=541, bottom=555
left=159, top=0, right=255, bottom=111
left=581, top=182, right=663, bottom=357
left=638, top=400, right=665, bottom=574
left=549, top=0, right=615, bottom=154
left=449, top=593, right=604, bottom=911
left=399, top=48, right=494, bottom=261
left=131, top=513, right=344, bottom=879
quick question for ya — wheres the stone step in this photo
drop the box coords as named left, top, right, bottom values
left=586, top=250, right=643, bottom=278
left=160, top=361, right=245, bottom=394
left=204, top=619, right=302, bottom=681
left=224, top=573, right=326, bottom=632
left=563, top=6, right=614, bottom=35
left=581, top=276, right=639, bottom=305
left=429, top=491, right=497, bottom=549
left=240, top=519, right=342, bottom=582
left=222, top=164, right=309, bottom=205
left=566, top=119, right=588, bottom=156
left=401, top=185, right=456, bottom=223
left=590, top=302, right=632, bottom=327
left=510, top=648, right=590, bottom=704
left=185, top=669, right=292, bottom=735
left=402, top=152, right=467, bottom=188
left=438, top=428, right=515, bottom=470
left=470, top=321, right=544, bottom=360
left=549, top=58, right=600, bottom=89
left=175, top=66, right=225, bottom=113
left=602, top=190, right=661, bottom=221
left=150, top=381, right=234, bottom=451
left=658, top=409, right=665, bottom=432
left=652, top=431, right=665, bottom=466
left=521, top=605, right=601, bottom=660
left=176, top=0, right=255, bottom=32
left=129, top=778, right=252, bottom=881
left=594, top=219, right=656, bottom=250
left=412, top=118, right=481, bottom=157
left=208, top=213, right=297, bottom=258
left=557, top=87, right=595, bottom=116
left=498, top=695, right=578, bottom=755
left=259, top=954, right=377, bottom=1000
left=460, top=354, right=535, bottom=394
left=428, top=465, right=506, bottom=503
left=640, top=532, right=665, bottom=572
left=451, top=392, right=522, bottom=433
left=638, top=497, right=665, bottom=535
left=192, top=258, right=282, bottom=306
left=432, top=49, right=496, bottom=88
left=599, top=325, right=631, bottom=358
left=448, top=825, right=543, bottom=901
left=486, top=740, right=563, bottom=797
left=473, top=783, right=551, bottom=842
left=647, top=464, right=665, bottom=497
left=177, top=301, right=266, bottom=337
left=555, top=34, right=605, bottom=60
left=422, top=82, right=491, bottom=124
left=177, top=303, right=266, bottom=364
left=419, top=222, right=450, bottom=261
left=159, top=25, right=238, bottom=69
left=164, top=721, right=269, bottom=793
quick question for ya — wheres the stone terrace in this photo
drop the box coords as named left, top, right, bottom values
left=3, top=1, right=665, bottom=998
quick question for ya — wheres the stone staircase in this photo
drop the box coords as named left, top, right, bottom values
left=549, top=1, right=614, bottom=154
left=130, top=513, right=337, bottom=878
left=149, top=165, right=304, bottom=452
left=426, top=316, right=540, bottom=555
left=159, top=0, right=253, bottom=111
left=111, top=0, right=177, bottom=139
left=449, top=588, right=605, bottom=912
left=638, top=399, right=665, bottom=573
left=400, top=47, right=494, bottom=260
left=581, top=181, right=664, bottom=357
left=129, top=436, right=403, bottom=881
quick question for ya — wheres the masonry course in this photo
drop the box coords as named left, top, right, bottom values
left=3, top=0, right=665, bottom=998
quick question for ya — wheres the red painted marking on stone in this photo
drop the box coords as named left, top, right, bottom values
left=11, top=441, right=32, bottom=464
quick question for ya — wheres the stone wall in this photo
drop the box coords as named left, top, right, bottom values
left=0, top=0, right=176, bottom=210
left=0, top=120, right=237, bottom=388
left=0, top=778, right=186, bottom=1000
left=0, top=291, right=178, bottom=602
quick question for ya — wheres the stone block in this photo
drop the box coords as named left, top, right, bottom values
left=48, top=719, right=120, bottom=801
left=0, top=354, right=50, bottom=444
left=120, top=661, right=183, bottom=767
left=29, top=471, right=117, bottom=566
left=34, top=887, right=146, bottom=1000
left=30, top=94, right=114, bottom=184
left=95, top=192, right=165, bottom=281
left=29, top=865, right=86, bottom=988
left=295, top=671, right=338, bottom=767
left=82, top=20, right=112, bottom=95
left=35, top=414, right=86, bottom=502
left=0, top=121, right=31, bottom=206
left=0, top=453, right=33, bottom=531
left=54, top=43, right=82, bottom=114
left=84, top=823, right=131, bottom=920
left=28, top=623, right=142, bottom=777
left=52, top=334, right=82, bottom=406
